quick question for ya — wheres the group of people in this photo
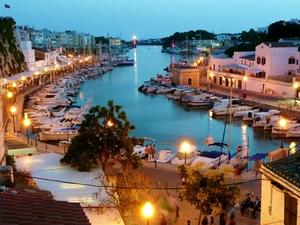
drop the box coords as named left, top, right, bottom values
left=144, top=144, right=156, bottom=161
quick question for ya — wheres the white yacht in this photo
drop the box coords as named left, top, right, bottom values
left=211, top=98, right=251, bottom=116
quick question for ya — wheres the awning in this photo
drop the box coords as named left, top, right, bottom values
left=222, top=64, right=248, bottom=70
left=3, top=71, right=36, bottom=84
left=251, top=68, right=264, bottom=73
left=5, top=133, right=36, bottom=156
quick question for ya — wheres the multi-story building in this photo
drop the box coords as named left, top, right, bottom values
left=208, top=42, right=300, bottom=98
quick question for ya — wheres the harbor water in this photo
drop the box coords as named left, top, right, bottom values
left=74, top=45, right=296, bottom=157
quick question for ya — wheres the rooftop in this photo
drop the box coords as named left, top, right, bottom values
left=264, top=151, right=300, bottom=188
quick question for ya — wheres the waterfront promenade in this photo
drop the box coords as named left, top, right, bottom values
left=5, top=74, right=300, bottom=225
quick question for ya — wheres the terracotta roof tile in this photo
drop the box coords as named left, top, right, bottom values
left=0, top=186, right=91, bottom=225
left=264, top=151, right=300, bottom=188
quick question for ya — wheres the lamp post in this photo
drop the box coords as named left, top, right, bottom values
left=142, top=202, right=153, bottom=225
left=23, top=113, right=31, bottom=144
left=10, top=106, right=16, bottom=133
left=293, top=83, right=298, bottom=107
left=243, top=76, right=248, bottom=92
left=182, top=141, right=189, bottom=165
left=209, top=72, right=214, bottom=90
left=279, top=118, right=286, bottom=148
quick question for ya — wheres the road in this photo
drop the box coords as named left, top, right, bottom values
left=137, top=165, right=261, bottom=225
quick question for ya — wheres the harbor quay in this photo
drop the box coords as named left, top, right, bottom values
left=3, top=58, right=300, bottom=225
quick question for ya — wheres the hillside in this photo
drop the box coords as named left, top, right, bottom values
left=0, top=17, right=27, bottom=77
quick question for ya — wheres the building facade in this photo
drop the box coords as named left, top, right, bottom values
left=260, top=151, right=300, bottom=225
left=172, top=66, right=200, bottom=88
left=208, top=42, right=300, bottom=98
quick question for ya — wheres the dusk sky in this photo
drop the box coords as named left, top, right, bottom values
left=2, top=0, right=299, bottom=40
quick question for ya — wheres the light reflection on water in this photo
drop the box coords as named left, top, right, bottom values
left=75, top=45, right=296, bottom=156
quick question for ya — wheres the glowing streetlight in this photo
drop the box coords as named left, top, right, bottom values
left=7, top=92, right=13, bottom=99
left=182, top=141, right=189, bottom=165
left=107, top=120, right=113, bottom=127
left=243, top=76, right=248, bottom=92
left=279, top=118, right=286, bottom=148
left=293, top=83, right=298, bottom=107
left=142, top=202, right=153, bottom=225
left=23, top=113, right=31, bottom=144
left=10, top=106, right=16, bottom=133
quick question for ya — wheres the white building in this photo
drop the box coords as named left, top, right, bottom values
left=21, top=41, right=36, bottom=71
left=208, top=42, right=300, bottom=98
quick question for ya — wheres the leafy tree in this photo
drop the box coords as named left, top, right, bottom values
left=91, top=161, right=153, bottom=225
left=177, top=164, right=241, bottom=225
left=267, top=20, right=300, bottom=42
left=60, top=100, right=143, bottom=172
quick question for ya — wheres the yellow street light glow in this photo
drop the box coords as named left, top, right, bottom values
left=21, top=76, right=25, bottom=81
left=7, top=92, right=13, bottom=98
left=182, top=141, right=189, bottom=152
left=200, top=57, right=203, bottom=61
left=107, top=120, right=113, bottom=127
left=244, top=76, right=248, bottom=81
left=12, top=82, right=17, bottom=87
left=10, top=106, right=16, bottom=114
left=142, top=202, right=153, bottom=218
left=293, top=83, right=298, bottom=89
left=209, top=73, right=214, bottom=77
left=279, top=118, right=286, bottom=128
left=24, top=113, right=31, bottom=127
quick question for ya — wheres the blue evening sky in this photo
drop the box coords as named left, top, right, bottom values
left=2, top=0, right=299, bottom=40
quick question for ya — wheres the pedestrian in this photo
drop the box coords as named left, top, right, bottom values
left=152, top=144, right=157, bottom=161
left=234, top=166, right=242, bottom=183
left=219, top=209, right=227, bottom=225
left=201, top=215, right=208, bottom=225
left=148, top=144, right=153, bottom=162
left=144, top=145, right=149, bottom=160
left=253, top=160, right=262, bottom=178
left=228, top=214, right=235, bottom=225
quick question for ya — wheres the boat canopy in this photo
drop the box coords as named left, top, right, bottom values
left=242, top=153, right=268, bottom=161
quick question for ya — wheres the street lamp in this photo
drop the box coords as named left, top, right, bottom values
left=10, top=106, right=16, bottom=133
left=209, top=72, right=214, bottom=90
left=142, top=202, right=153, bottom=225
left=243, top=76, right=248, bottom=92
left=279, top=118, right=286, bottom=148
left=23, top=113, right=31, bottom=144
left=182, top=141, right=189, bottom=165
left=293, top=83, right=298, bottom=107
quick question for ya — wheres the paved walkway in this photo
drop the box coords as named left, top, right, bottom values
left=139, top=163, right=261, bottom=225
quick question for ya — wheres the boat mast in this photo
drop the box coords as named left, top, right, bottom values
left=108, top=33, right=112, bottom=64
left=98, top=40, right=102, bottom=65
left=186, top=36, right=188, bottom=60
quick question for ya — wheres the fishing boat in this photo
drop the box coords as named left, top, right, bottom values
left=39, top=127, right=79, bottom=141
left=156, top=142, right=176, bottom=163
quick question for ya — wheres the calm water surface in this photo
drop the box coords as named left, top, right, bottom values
left=74, top=45, right=296, bottom=156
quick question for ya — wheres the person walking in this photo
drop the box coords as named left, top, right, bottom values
left=219, top=209, right=227, bottom=225
left=152, top=144, right=157, bottom=161
left=228, top=214, right=235, bottom=225
left=148, top=145, right=153, bottom=162
left=144, top=145, right=149, bottom=160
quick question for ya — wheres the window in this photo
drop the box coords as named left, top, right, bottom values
left=284, top=193, right=297, bottom=225
left=262, top=57, right=266, bottom=65
left=257, top=57, right=261, bottom=64
left=289, top=57, right=296, bottom=64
